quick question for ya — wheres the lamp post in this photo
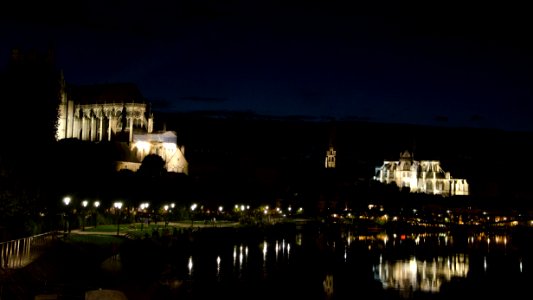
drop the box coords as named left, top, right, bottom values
left=82, top=200, right=88, bottom=231
left=114, top=202, right=123, bottom=236
left=139, top=202, right=149, bottom=231
left=190, top=203, right=197, bottom=227
left=170, top=203, right=175, bottom=224
left=164, top=205, right=169, bottom=227
left=63, top=197, right=71, bottom=235
left=141, top=202, right=149, bottom=231
left=93, top=201, right=100, bottom=228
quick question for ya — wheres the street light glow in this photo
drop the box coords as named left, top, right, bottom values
left=63, top=197, right=71, bottom=206
left=114, top=202, right=123, bottom=236
left=82, top=200, right=88, bottom=208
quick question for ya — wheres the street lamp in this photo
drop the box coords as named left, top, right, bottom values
left=139, top=202, right=149, bottom=231
left=191, top=203, right=197, bottom=227
left=164, top=205, right=169, bottom=227
left=93, top=201, right=100, bottom=228
left=63, top=197, right=71, bottom=234
left=82, top=200, right=88, bottom=231
left=114, top=202, right=123, bottom=236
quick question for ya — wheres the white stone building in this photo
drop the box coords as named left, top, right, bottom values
left=325, top=145, right=336, bottom=169
left=373, top=150, right=468, bottom=197
left=55, top=72, right=188, bottom=174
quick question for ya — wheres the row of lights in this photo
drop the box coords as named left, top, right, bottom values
left=64, top=197, right=301, bottom=217
left=63, top=196, right=125, bottom=210
left=62, top=196, right=102, bottom=209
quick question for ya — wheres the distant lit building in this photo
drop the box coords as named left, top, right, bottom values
left=325, top=145, right=336, bottom=168
left=120, top=131, right=188, bottom=173
left=56, top=73, right=188, bottom=174
left=373, top=150, right=468, bottom=196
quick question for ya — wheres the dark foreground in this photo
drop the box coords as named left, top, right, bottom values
left=2, top=223, right=533, bottom=300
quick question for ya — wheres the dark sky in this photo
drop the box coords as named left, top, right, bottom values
left=2, top=1, right=533, bottom=131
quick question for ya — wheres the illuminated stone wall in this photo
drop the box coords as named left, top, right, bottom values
left=325, top=145, right=336, bottom=168
left=374, top=150, right=469, bottom=196
left=121, top=131, right=188, bottom=174
left=55, top=75, right=188, bottom=174
left=56, top=82, right=153, bottom=142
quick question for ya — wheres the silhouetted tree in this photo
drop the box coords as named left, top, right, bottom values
left=0, top=48, right=61, bottom=238
left=138, top=154, right=167, bottom=178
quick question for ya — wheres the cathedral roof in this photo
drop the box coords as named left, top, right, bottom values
left=133, top=131, right=177, bottom=144
left=69, top=83, right=146, bottom=104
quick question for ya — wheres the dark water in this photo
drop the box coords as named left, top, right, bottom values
left=149, top=224, right=533, bottom=300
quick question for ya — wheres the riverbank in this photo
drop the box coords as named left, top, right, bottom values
left=1, top=221, right=308, bottom=299
left=4, top=220, right=533, bottom=300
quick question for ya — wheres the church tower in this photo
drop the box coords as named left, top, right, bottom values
left=325, top=122, right=337, bottom=169
left=325, top=144, right=336, bottom=168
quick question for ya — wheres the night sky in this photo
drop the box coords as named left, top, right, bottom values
left=1, top=1, right=532, bottom=131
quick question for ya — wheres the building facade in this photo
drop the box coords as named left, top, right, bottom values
left=373, top=150, right=468, bottom=197
left=325, top=145, right=336, bottom=169
left=56, top=72, right=188, bottom=174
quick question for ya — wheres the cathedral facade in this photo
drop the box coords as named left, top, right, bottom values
left=373, top=150, right=468, bottom=197
left=56, top=72, right=188, bottom=174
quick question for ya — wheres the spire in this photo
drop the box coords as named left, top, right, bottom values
left=325, top=120, right=337, bottom=169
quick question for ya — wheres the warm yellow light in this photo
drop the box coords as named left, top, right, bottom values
left=63, top=197, right=71, bottom=206
left=82, top=200, right=88, bottom=207
left=114, top=202, right=123, bottom=209
left=134, top=141, right=151, bottom=153
left=94, top=201, right=100, bottom=208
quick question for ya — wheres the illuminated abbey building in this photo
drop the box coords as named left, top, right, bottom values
left=373, top=150, right=468, bottom=197
left=55, top=72, right=188, bottom=174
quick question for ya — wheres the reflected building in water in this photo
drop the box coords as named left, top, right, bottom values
left=153, top=226, right=529, bottom=300
left=373, top=254, right=469, bottom=297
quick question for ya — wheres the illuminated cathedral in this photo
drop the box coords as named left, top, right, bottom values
left=373, top=150, right=468, bottom=197
left=55, top=72, right=188, bottom=174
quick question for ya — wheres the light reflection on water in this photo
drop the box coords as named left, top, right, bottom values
left=373, top=254, right=469, bottom=295
left=178, top=227, right=530, bottom=299
left=187, top=237, right=293, bottom=282
left=368, top=231, right=527, bottom=298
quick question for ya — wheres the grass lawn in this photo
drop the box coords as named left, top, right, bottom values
left=67, top=233, right=125, bottom=246
left=83, top=220, right=240, bottom=233
left=83, top=223, right=176, bottom=233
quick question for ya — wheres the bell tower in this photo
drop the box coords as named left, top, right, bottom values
left=325, top=144, right=336, bottom=168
